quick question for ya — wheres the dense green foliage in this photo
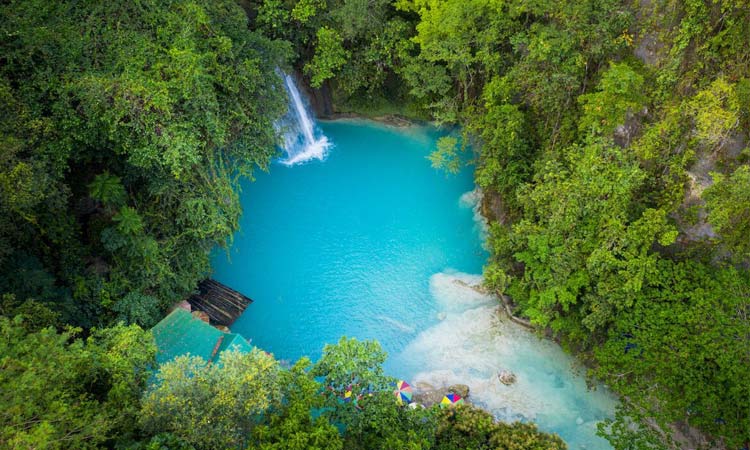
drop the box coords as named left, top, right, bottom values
left=0, top=0, right=565, bottom=448
left=0, top=317, right=155, bottom=449
left=0, top=0, right=288, bottom=329
left=141, top=337, right=564, bottom=450
left=141, top=349, right=281, bottom=449
left=4, top=0, right=750, bottom=448
left=1, top=328, right=562, bottom=449
left=244, top=0, right=750, bottom=447
left=327, top=1, right=747, bottom=448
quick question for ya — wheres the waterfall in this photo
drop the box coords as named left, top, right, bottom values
left=278, top=73, right=331, bottom=165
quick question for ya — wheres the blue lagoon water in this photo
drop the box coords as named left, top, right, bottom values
left=212, top=120, right=616, bottom=449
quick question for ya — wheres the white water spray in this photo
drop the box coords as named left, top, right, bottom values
left=278, top=73, right=331, bottom=165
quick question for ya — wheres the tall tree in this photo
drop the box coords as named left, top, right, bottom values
left=0, top=0, right=290, bottom=327
left=0, top=318, right=155, bottom=449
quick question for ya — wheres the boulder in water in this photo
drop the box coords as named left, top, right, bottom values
left=412, top=383, right=469, bottom=407
left=497, top=370, right=517, bottom=385
left=448, top=384, right=470, bottom=399
left=415, top=381, right=436, bottom=391
left=413, top=389, right=445, bottom=407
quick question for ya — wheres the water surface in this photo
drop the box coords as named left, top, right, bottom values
left=212, top=120, right=616, bottom=449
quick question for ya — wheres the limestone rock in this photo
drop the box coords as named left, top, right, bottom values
left=415, top=381, right=436, bottom=392
left=448, top=384, right=470, bottom=399
left=413, top=389, right=445, bottom=407
left=373, top=114, right=414, bottom=128
left=452, top=278, right=489, bottom=294
left=412, top=383, right=470, bottom=407
left=497, top=370, right=517, bottom=385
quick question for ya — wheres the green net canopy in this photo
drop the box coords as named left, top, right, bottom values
left=151, top=309, right=252, bottom=365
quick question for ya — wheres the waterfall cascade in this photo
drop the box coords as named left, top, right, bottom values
left=278, top=73, right=331, bottom=165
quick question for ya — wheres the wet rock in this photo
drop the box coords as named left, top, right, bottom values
left=480, top=188, right=510, bottom=225
left=448, top=384, right=470, bottom=399
left=413, top=389, right=445, bottom=407
left=634, top=32, right=664, bottom=67
left=451, top=278, right=489, bottom=294
left=415, top=381, right=436, bottom=391
left=412, top=383, right=469, bottom=407
left=613, top=107, right=647, bottom=148
left=497, top=370, right=517, bottom=385
left=437, top=312, right=447, bottom=321
left=373, top=114, right=414, bottom=128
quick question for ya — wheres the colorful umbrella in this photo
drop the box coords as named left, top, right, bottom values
left=343, top=386, right=353, bottom=403
left=394, top=380, right=413, bottom=405
left=440, top=393, right=464, bottom=407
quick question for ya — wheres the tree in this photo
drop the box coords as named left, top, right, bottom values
left=140, top=349, right=281, bottom=450
left=471, top=78, right=533, bottom=210
left=396, top=0, right=517, bottom=121
left=703, top=165, right=750, bottom=258
left=0, top=0, right=289, bottom=326
left=305, top=27, right=350, bottom=88
left=111, top=292, right=161, bottom=328
left=88, top=172, right=126, bottom=211
left=250, top=358, right=343, bottom=450
left=312, top=337, right=393, bottom=403
left=578, top=61, right=646, bottom=136
left=0, top=294, right=61, bottom=333
left=0, top=318, right=155, bottom=449
left=595, top=262, right=750, bottom=448
left=140, top=337, right=568, bottom=450
left=500, top=140, right=677, bottom=341
left=428, top=136, right=462, bottom=174
left=687, top=77, right=740, bottom=152
left=311, top=337, right=437, bottom=450
left=434, top=405, right=566, bottom=450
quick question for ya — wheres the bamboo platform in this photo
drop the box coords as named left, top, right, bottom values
left=188, top=279, right=253, bottom=326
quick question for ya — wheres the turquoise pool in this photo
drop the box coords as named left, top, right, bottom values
left=212, top=120, right=616, bottom=449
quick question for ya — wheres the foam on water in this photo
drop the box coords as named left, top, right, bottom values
left=458, top=189, right=489, bottom=243
left=280, top=138, right=330, bottom=165
left=392, top=271, right=617, bottom=449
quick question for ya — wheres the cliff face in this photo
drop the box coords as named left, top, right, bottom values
left=479, top=189, right=509, bottom=226
left=298, top=75, right=335, bottom=118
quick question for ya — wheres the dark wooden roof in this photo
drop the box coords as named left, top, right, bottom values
left=188, top=279, right=253, bottom=326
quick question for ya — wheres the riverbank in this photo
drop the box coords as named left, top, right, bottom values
left=298, top=74, right=428, bottom=128
left=321, top=112, right=419, bottom=128
left=474, top=188, right=720, bottom=450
